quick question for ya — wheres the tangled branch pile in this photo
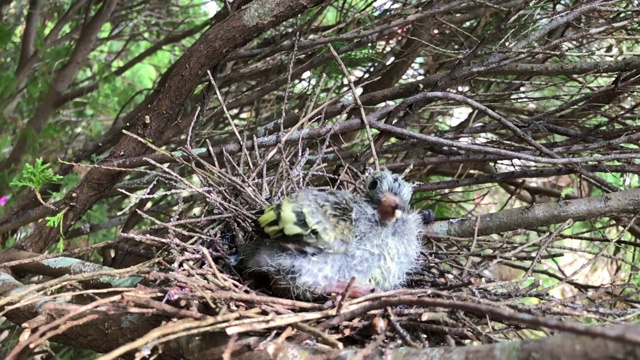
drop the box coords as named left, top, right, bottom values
left=2, top=0, right=640, bottom=358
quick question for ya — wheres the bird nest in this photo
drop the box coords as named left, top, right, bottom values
left=84, top=143, right=638, bottom=359
left=6, top=141, right=637, bottom=359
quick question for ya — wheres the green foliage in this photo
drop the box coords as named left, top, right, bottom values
left=10, top=157, right=63, bottom=193
left=3, top=233, right=16, bottom=249
left=45, top=211, right=66, bottom=252
left=560, top=187, right=574, bottom=199
left=10, top=158, right=69, bottom=250
left=0, top=22, right=13, bottom=48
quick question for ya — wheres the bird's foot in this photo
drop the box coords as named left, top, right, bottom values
left=321, top=281, right=375, bottom=299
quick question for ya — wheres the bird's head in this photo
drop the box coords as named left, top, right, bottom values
left=365, top=169, right=413, bottom=224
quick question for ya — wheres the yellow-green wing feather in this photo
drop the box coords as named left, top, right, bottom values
left=257, top=190, right=355, bottom=252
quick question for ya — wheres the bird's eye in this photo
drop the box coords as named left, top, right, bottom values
left=368, top=179, right=378, bottom=190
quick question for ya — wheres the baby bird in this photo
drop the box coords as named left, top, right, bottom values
left=242, top=169, right=423, bottom=300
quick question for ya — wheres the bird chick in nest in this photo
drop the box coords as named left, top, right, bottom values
left=241, top=169, right=424, bottom=300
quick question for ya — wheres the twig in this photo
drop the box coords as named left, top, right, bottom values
left=327, top=43, right=380, bottom=170
left=200, top=245, right=234, bottom=291
left=386, top=307, right=421, bottom=348
left=292, top=322, right=343, bottom=349
left=222, top=334, right=237, bottom=360
left=335, top=276, right=357, bottom=314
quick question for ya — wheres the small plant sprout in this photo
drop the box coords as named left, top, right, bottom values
left=10, top=157, right=63, bottom=209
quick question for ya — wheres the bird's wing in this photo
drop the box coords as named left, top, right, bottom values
left=258, top=190, right=355, bottom=253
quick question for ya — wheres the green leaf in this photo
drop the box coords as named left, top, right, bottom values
left=10, top=158, right=63, bottom=191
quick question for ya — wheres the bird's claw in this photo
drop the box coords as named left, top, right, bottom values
left=322, top=281, right=375, bottom=299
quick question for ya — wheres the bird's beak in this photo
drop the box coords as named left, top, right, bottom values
left=379, top=193, right=402, bottom=224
